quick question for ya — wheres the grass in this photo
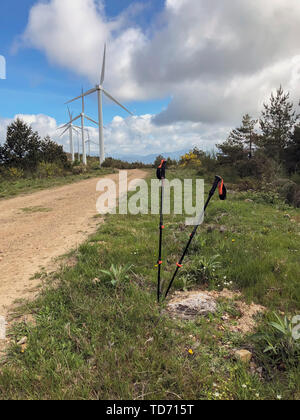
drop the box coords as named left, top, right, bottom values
left=0, top=168, right=299, bottom=400
left=0, top=167, right=114, bottom=200
left=20, top=206, right=53, bottom=214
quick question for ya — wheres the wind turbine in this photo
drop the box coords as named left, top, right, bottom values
left=62, top=89, right=98, bottom=165
left=85, top=130, right=99, bottom=157
left=66, top=45, right=133, bottom=166
left=57, top=107, right=80, bottom=162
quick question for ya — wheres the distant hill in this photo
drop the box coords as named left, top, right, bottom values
left=111, top=149, right=188, bottom=164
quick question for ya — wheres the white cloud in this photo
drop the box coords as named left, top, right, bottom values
left=0, top=113, right=229, bottom=157
left=15, top=0, right=300, bottom=141
left=19, top=0, right=147, bottom=101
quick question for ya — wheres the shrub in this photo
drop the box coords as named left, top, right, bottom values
left=183, top=255, right=221, bottom=285
left=235, top=177, right=262, bottom=192
left=72, top=164, right=87, bottom=175
left=179, top=151, right=202, bottom=169
left=102, top=157, right=149, bottom=169
left=7, top=167, right=24, bottom=179
left=276, top=180, right=300, bottom=207
left=238, top=190, right=284, bottom=206
left=37, top=162, right=63, bottom=178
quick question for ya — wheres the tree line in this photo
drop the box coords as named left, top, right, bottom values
left=0, top=118, right=68, bottom=172
left=217, top=86, right=300, bottom=178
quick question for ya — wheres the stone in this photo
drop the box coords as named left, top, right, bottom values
left=17, top=337, right=28, bottom=346
left=235, top=349, right=252, bottom=363
left=92, top=277, right=101, bottom=285
left=245, top=199, right=254, bottom=203
left=167, top=292, right=217, bottom=320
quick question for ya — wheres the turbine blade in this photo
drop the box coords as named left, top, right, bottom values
left=67, top=106, right=72, bottom=120
left=60, top=126, right=70, bottom=137
left=84, top=87, right=97, bottom=97
left=57, top=123, right=69, bottom=130
left=72, top=126, right=80, bottom=135
left=82, top=88, right=84, bottom=114
left=69, top=114, right=81, bottom=124
left=85, top=115, right=99, bottom=126
left=65, top=88, right=96, bottom=105
left=102, top=88, right=133, bottom=115
left=100, top=43, right=106, bottom=85
left=65, top=93, right=83, bottom=105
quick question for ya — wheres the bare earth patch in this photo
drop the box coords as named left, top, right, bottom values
left=167, top=289, right=265, bottom=334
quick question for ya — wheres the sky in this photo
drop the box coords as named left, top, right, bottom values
left=1, top=0, right=300, bottom=158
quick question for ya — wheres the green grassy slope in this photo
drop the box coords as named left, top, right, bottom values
left=0, top=168, right=114, bottom=200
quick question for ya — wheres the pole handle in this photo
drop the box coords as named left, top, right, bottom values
left=156, top=159, right=167, bottom=180
left=209, top=175, right=222, bottom=196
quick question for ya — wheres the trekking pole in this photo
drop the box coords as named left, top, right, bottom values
left=156, top=159, right=167, bottom=303
left=164, top=175, right=227, bottom=299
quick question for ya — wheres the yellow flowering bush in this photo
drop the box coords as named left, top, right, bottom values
left=7, top=167, right=24, bottom=179
left=180, top=151, right=202, bottom=168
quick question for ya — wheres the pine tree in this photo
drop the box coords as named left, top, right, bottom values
left=217, top=114, right=257, bottom=164
left=237, top=114, right=258, bottom=158
left=40, top=135, right=68, bottom=165
left=259, top=86, right=299, bottom=161
left=2, top=118, right=41, bottom=169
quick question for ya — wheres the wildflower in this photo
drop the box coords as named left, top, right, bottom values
left=232, top=239, right=236, bottom=243
left=255, top=393, right=260, bottom=398
left=242, top=384, right=247, bottom=389
left=214, top=392, right=220, bottom=398
left=188, top=349, right=194, bottom=355
left=277, top=395, right=282, bottom=400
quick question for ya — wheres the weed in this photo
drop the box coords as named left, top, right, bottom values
left=251, top=312, right=300, bottom=369
left=187, top=255, right=221, bottom=285
left=100, top=264, right=134, bottom=287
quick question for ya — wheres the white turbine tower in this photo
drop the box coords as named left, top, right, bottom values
left=62, top=90, right=98, bottom=165
left=85, top=130, right=99, bottom=157
left=57, top=107, right=80, bottom=162
left=66, top=45, right=133, bottom=166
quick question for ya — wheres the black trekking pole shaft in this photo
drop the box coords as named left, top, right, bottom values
left=164, top=176, right=222, bottom=299
left=156, top=159, right=167, bottom=303
left=157, top=178, right=164, bottom=302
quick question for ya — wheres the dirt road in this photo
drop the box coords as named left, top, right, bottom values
left=0, top=170, right=147, bottom=317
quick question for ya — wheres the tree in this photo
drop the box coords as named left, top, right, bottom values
left=0, top=119, right=69, bottom=171
left=219, top=114, right=258, bottom=162
left=1, top=119, right=42, bottom=170
left=259, top=86, right=299, bottom=161
left=285, top=125, right=300, bottom=174
left=237, top=114, right=258, bottom=158
left=40, top=136, right=68, bottom=166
